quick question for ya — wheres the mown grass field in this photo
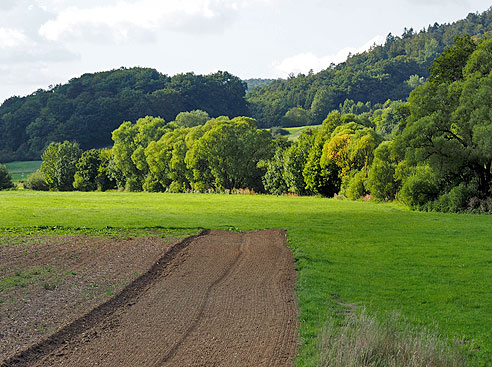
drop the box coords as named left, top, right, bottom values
left=3, top=161, right=42, bottom=181
left=1, top=191, right=491, bottom=366
left=284, top=125, right=321, bottom=141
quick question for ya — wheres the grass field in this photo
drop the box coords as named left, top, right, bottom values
left=1, top=191, right=491, bottom=366
left=3, top=161, right=42, bottom=181
left=284, top=125, right=321, bottom=141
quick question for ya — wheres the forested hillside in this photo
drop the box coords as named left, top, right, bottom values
left=247, top=8, right=492, bottom=127
left=0, top=69, right=248, bottom=162
left=1, top=8, right=492, bottom=162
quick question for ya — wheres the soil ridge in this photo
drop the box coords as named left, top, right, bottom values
left=1, top=230, right=209, bottom=367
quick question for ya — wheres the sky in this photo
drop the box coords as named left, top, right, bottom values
left=0, top=0, right=491, bottom=103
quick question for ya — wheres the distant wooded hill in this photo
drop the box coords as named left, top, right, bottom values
left=0, top=69, right=248, bottom=161
left=246, top=8, right=492, bottom=127
left=0, top=7, right=491, bottom=161
left=244, top=78, right=276, bottom=91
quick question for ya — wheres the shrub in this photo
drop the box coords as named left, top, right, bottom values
left=25, top=170, right=49, bottom=191
left=125, top=177, right=142, bottom=192
left=344, top=170, right=368, bottom=200
left=168, top=180, right=185, bottom=193
left=465, top=196, right=492, bottom=214
left=366, top=142, right=399, bottom=200
left=0, top=164, right=14, bottom=190
left=142, top=174, right=164, bottom=192
left=399, top=166, right=439, bottom=208
left=270, top=126, right=289, bottom=137
left=438, top=182, right=479, bottom=212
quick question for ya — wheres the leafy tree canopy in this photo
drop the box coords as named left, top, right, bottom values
left=0, top=68, right=248, bottom=162
left=0, top=164, right=14, bottom=190
left=397, top=35, right=492, bottom=204
left=246, top=8, right=492, bottom=128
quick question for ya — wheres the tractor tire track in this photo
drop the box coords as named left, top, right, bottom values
left=2, top=229, right=298, bottom=367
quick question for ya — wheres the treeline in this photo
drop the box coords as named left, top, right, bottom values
left=247, top=8, right=492, bottom=127
left=262, top=35, right=492, bottom=213
left=27, top=112, right=273, bottom=193
left=23, top=35, right=492, bottom=215
left=2, top=8, right=492, bottom=162
left=0, top=69, right=248, bottom=162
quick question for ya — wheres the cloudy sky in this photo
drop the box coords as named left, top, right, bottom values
left=0, top=0, right=491, bottom=102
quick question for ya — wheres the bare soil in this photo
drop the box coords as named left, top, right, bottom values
left=1, top=229, right=298, bottom=367
left=0, top=235, right=175, bottom=362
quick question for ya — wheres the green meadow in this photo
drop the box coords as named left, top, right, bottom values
left=3, top=161, right=42, bottom=181
left=1, top=191, right=491, bottom=366
left=284, top=125, right=321, bottom=141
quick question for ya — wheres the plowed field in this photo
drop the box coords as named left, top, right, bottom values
left=2, top=229, right=298, bottom=367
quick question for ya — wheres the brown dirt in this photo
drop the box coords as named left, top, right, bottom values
left=1, top=229, right=298, bottom=367
left=0, top=235, right=176, bottom=362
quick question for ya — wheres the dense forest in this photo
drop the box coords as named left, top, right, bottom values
left=1, top=8, right=492, bottom=162
left=0, top=70, right=248, bottom=161
left=247, top=8, right=492, bottom=127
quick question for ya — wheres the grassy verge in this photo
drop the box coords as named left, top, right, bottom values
left=319, top=309, right=467, bottom=367
left=3, top=161, right=42, bottom=181
left=0, top=191, right=491, bottom=366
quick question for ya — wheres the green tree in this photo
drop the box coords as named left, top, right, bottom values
left=73, top=149, right=115, bottom=191
left=283, top=131, right=314, bottom=194
left=282, top=106, right=311, bottom=127
left=95, top=149, right=116, bottom=191
left=111, top=116, right=167, bottom=190
left=145, top=127, right=192, bottom=192
left=366, top=141, right=399, bottom=200
left=397, top=36, right=492, bottom=205
left=174, top=110, right=210, bottom=128
left=186, top=117, right=273, bottom=191
left=0, top=164, right=14, bottom=190
left=41, top=141, right=82, bottom=191
left=303, top=142, right=340, bottom=196
left=310, top=88, right=334, bottom=124
left=262, top=146, right=289, bottom=195
left=302, top=113, right=346, bottom=196
left=321, top=123, right=380, bottom=179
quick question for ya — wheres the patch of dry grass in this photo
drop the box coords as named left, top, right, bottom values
left=319, top=309, right=467, bottom=367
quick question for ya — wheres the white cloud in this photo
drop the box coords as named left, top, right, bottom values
left=272, top=35, right=386, bottom=77
left=0, top=27, right=78, bottom=63
left=0, top=28, right=29, bottom=48
left=402, top=0, right=467, bottom=5
left=0, top=0, right=17, bottom=11
left=0, top=61, right=71, bottom=103
left=38, top=0, right=261, bottom=42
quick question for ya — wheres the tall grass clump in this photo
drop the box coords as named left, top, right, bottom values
left=318, top=309, right=467, bottom=367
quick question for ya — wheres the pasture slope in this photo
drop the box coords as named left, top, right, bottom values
left=1, top=191, right=492, bottom=366
left=1, top=229, right=298, bottom=367
left=3, top=161, right=41, bottom=181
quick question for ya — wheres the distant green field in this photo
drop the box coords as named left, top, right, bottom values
left=284, top=125, right=320, bottom=141
left=3, top=161, right=42, bottom=181
left=0, top=191, right=491, bottom=366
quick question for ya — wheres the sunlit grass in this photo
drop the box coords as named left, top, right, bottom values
left=3, top=161, right=42, bottom=181
left=284, top=124, right=321, bottom=141
left=0, top=191, right=491, bottom=366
